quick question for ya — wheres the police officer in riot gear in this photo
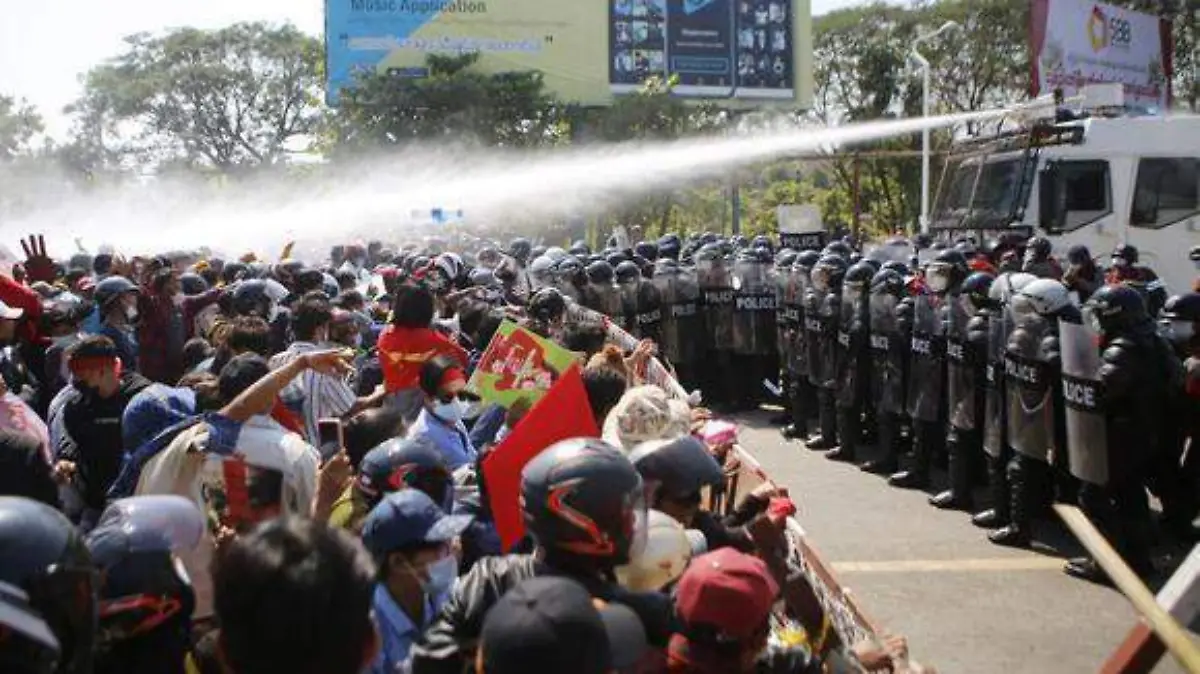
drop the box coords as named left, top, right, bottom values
left=1062, top=285, right=1176, bottom=582
left=890, top=250, right=967, bottom=488
left=730, top=247, right=777, bottom=411
left=783, top=250, right=823, bottom=441
left=862, top=268, right=909, bottom=474
left=697, top=243, right=736, bottom=410
left=828, top=261, right=874, bottom=462
left=931, top=271, right=994, bottom=510
left=807, top=254, right=848, bottom=450
left=615, top=260, right=643, bottom=336
left=654, top=258, right=703, bottom=392
left=582, top=260, right=622, bottom=319
left=988, top=278, right=1072, bottom=547
left=967, top=272, right=1030, bottom=528
left=773, top=249, right=799, bottom=422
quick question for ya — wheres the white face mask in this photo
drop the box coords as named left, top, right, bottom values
left=125, top=305, right=139, bottom=322
left=433, top=398, right=469, bottom=423
left=926, top=273, right=950, bottom=293
left=408, top=555, right=458, bottom=598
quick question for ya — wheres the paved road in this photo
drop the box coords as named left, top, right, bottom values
left=733, top=410, right=1188, bottom=674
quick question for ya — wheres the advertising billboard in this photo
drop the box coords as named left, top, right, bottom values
left=1030, top=0, right=1172, bottom=109
left=325, top=0, right=812, bottom=107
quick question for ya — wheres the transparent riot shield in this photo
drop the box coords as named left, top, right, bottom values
left=1004, top=311, right=1055, bottom=463
left=814, top=289, right=841, bottom=389
left=775, top=267, right=796, bottom=368
left=673, top=268, right=703, bottom=365
left=732, top=258, right=776, bottom=356
left=634, top=279, right=664, bottom=345
left=835, top=290, right=866, bottom=407
left=584, top=282, right=622, bottom=319
left=1059, top=321, right=1109, bottom=485
left=653, top=270, right=680, bottom=363
left=698, top=258, right=735, bottom=351
left=981, top=307, right=1010, bottom=458
left=906, top=293, right=945, bottom=422
left=803, top=287, right=825, bottom=387
left=618, top=278, right=640, bottom=336
left=789, top=268, right=810, bottom=380
left=946, top=295, right=979, bottom=431
left=869, top=292, right=903, bottom=414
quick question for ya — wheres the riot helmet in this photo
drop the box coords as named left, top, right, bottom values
left=925, top=250, right=969, bottom=294
left=0, top=497, right=97, bottom=674
left=657, top=234, right=682, bottom=260
left=693, top=243, right=724, bottom=263
left=231, top=280, right=274, bottom=319
left=793, top=250, right=822, bottom=272
left=568, top=241, right=591, bottom=257
left=843, top=261, right=876, bottom=295
left=585, top=260, right=615, bottom=285
left=1084, top=284, right=1150, bottom=338
left=880, top=260, right=909, bottom=276
left=528, top=288, right=568, bottom=324
left=1012, top=278, right=1072, bottom=321
left=751, top=235, right=773, bottom=253
left=961, top=272, right=997, bottom=313
left=178, top=273, right=208, bottom=296
left=614, top=260, right=642, bottom=285
left=775, top=249, right=798, bottom=270
left=823, top=240, right=852, bottom=261
left=634, top=241, right=659, bottom=261
left=508, top=238, right=532, bottom=264
left=870, top=268, right=906, bottom=297
left=543, top=246, right=568, bottom=263
left=521, top=438, right=646, bottom=566
left=1112, top=243, right=1139, bottom=268
left=810, top=254, right=848, bottom=293
left=1162, top=293, right=1200, bottom=346
left=528, top=256, right=555, bottom=288
left=989, top=272, right=1038, bottom=306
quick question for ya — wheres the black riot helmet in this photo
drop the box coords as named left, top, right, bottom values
left=775, top=249, right=798, bottom=270
left=843, top=261, right=876, bottom=293
left=614, top=260, right=642, bottom=284
left=568, top=241, right=591, bottom=257
left=0, top=497, right=97, bottom=674
left=93, top=276, right=138, bottom=313
left=521, top=438, right=646, bottom=566
left=810, top=254, right=848, bottom=293
left=605, top=251, right=628, bottom=268
left=926, top=249, right=969, bottom=295
left=1163, top=293, right=1200, bottom=322
left=529, top=245, right=548, bottom=261
left=630, top=436, right=723, bottom=503
left=508, top=238, right=532, bottom=264
left=1085, top=284, right=1151, bottom=338
left=751, top=234, right=773, bottom=253
left=793, top=249, right=821, bottom=271
left=634, top=241, right=659, bottom=262
left=231, top=280, right=273, bottom=318
left=822, top=240, right=853, bottom=261
left=178, top=273, right=208, bottom=296
left=870, top=268, right=906, bottom=297
left=528, top=288, right=568, bottom=323
left=693, top=243, right=724, bottom=263
left=961, top=271, right=997, bottom=313
left=653, top=258, right=680, bottom=277
left=730, top=234, right=748, bottom=250
left=880, top=260, right=909, bottom=276
left=586, top=260, right=615, bottom=285
left=657, top=234, right=681, bottom=260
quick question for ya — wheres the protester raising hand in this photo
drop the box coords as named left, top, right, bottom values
left=18, top=234, right=56, bottom=283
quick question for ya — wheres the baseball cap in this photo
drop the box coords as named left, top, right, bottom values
left=360, top=489, right=473, bottom=558
left=0, top=299, right=23, bottom=321
left=122, top=385, right=197, bottom=452
left=480, top=576, right=648, bottom=674
left=674, top=548, right=779, bottom=642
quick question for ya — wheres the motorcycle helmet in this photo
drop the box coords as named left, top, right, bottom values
left=356, top=438, right=452, bottom=510
left=1013, top=278, right=1072, bottom=318
left=615, top=510, right=705, bottom=593
left=1162, top=292, right=1200, bottom=345
left=0, top=497, right=97, bottom=674
left=521, top=438, right=646, bottom=565
left=629, top=436, right=723, bottom=503
left=1111, top=243, right=1139, bottom=267
left=961, top=271, right=997, bottom=313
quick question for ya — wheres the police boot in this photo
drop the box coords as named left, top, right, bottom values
left=972, top=452, right=1011, bottom=528
left=827, top=406, right=859, bottom=462
left=989, top=455, right=1032, bottom=548
left=931, top=430, right=974, bottom=510
left=888, top=420, right=933, bottom=489
left=807, top=389, right=839, bottom=450
left=861, top=413, right=899, bottom=475
left=781, top=379, right=809, bottom=440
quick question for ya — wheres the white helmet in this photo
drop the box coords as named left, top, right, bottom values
left=989, top=271, right=1038, bottom=305
left=1013, top=278, right=1072, bottom=317
left=543, top=246, right=568, bottom=262
left=615, top=510, right=706, bottom=592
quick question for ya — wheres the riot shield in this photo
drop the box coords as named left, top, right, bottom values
left=775, top=267, right=796, bottom=369
left=732, top=259, right=776, bottom=356
left=653, top=271, right=680, bottom=363
left=787, top=269, right=808, bottom=378
left=869, top=293, right=903, bottom=414
left=634, top=279, right=664, bottom=345
left=583, top=282, right=622, bottom=319
left=814, top=290, right=841, bottom=388
left=672, top=268, right=703, bottom=365
left=946, top=295, right=979, bottom=431
left=803, top=288, right=825, bottom=387
left=981, top=307, right=1010, bottom=458
left=835, top=290, right=868, bottom=407
left=1004, top=312, right=1055, bottom=463
left=906, top=294, right=946, bottom=422
left=698, top=258, right=734, bottom=351
left=618, top=279, right=640, bottom=336
left=1060, top=321, right=1109, bottom=485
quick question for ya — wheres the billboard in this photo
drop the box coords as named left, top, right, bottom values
left=1030, top=0, right=1172, bottom=109
left=325, top=0, right=812, bottom=107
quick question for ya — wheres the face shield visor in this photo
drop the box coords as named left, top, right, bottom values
left=925, top=263, right=953, bottom=294
left=810, top=265, right=833, bottom=293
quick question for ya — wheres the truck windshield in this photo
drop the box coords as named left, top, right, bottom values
left=932, top=157, right=1027, bottom=229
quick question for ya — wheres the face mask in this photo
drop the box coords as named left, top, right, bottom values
left=433, top=398, right=469, bottom=423
left=926, top=273, right=950, bottom=293
left=125, top=306, right=139, bottom=322
left=421, top=555, right=458, bottom=597
left=1112, top=257, right=1130, bottom=269
left=1166, top=320, right=1195, bottom=344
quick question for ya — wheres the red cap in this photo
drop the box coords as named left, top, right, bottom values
left=674, top=548, right=779, bottom=641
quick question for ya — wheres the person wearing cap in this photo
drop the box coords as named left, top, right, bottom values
left=407, top=355, right=478, bottom=471
left=477, top=576, right=649, bottom=674
left=361, top=490, right=474, bottom=674
left=56, top=335, right=152, bottom=530
left=668, top=548, right=821, bottom=674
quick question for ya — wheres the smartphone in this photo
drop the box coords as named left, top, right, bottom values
left=316, top=418, right=344, bottom=462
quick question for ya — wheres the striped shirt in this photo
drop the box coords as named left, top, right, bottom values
left=269, top=342, right=356, bottom=442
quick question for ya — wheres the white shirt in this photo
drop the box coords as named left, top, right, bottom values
left=269, top=341, right=356, bottom=442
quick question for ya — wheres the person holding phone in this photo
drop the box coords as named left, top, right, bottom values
left=407, top=355, right=478, bottom=471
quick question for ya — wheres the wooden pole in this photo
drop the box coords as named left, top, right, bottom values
left=1054, top=505, right=1200, bottom=673
left=1101, top=544, right=1200, bottom=674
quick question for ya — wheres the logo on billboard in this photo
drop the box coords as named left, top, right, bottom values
left=1087, top=5, right=1131, bottom=51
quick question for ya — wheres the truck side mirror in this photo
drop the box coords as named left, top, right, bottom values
left=1038, top=163, right=1064, bottom=231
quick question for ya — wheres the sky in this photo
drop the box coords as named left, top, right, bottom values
left=0, top=0, right=861, bottom=140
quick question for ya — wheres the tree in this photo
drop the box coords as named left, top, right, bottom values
left=68, top=22, right=324, bottom=172
left=330, top=53, right=567, bottom=153
left=0, top=95, right=43, bottom=161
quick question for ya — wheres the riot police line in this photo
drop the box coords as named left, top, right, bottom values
left=560, top=233, right=1200, bottom=587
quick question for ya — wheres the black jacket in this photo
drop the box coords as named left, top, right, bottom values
left=0, top=428, right=59, bottom=507
left=59, top=372, right=152, bottom=510
left=409, top=553, right=677, bottom=674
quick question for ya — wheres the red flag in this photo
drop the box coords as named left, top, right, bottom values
left=482, top=363, right=600, bottom=551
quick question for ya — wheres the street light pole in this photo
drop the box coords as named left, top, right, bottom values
left=910, top=21, right=961, bottom=236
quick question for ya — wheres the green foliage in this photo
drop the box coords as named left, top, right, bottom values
left=0, top=95, right=44, bottom=161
